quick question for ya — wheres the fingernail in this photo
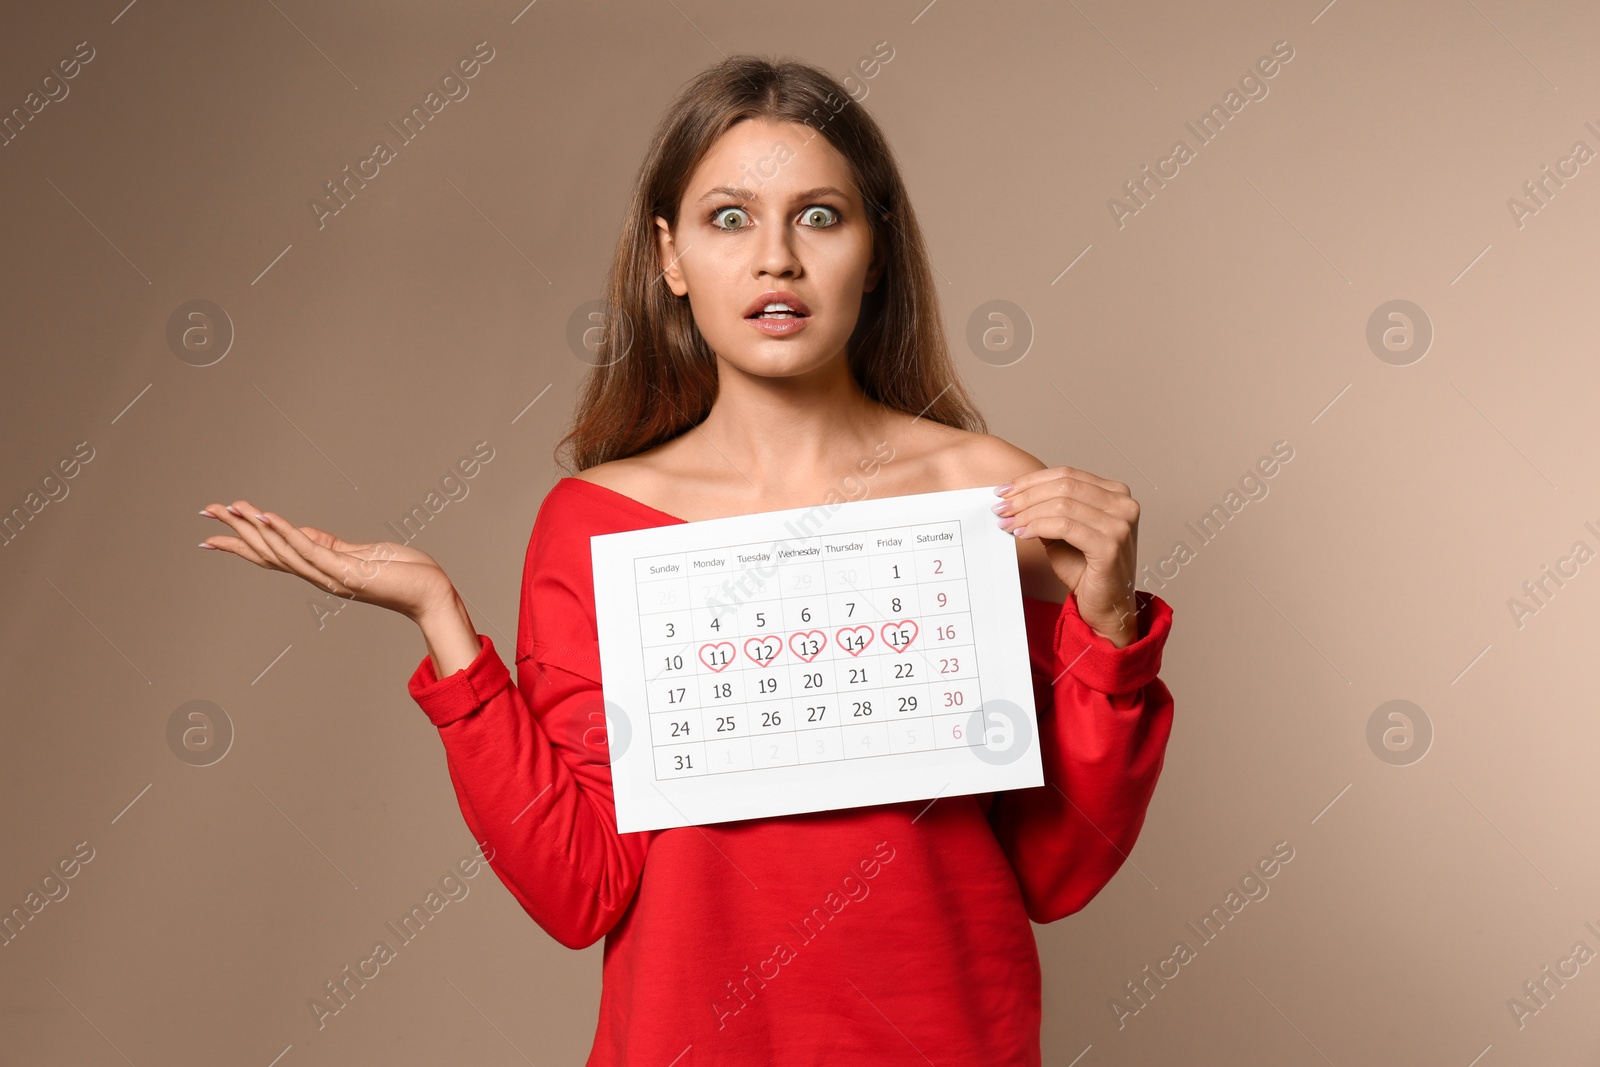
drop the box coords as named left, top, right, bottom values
left=198, top=541, right=217, bottom=549
left=225, top=505, right=241, bottom=516
left=997, top=516, right=1015, bottom=530
left=994, top=483, right=1012, bottom=495
left=198, top=508, right=211, bottom=516
left=254, top=513, right=270, bottom=523
left=1012, top=525, right=1027, bottom=538
left=990, top=500, right=1008, bottom=514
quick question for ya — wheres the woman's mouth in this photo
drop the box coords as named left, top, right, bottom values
left=746, top=311, right=810, bottom=335
left=744, top=297, right=811, bottom=336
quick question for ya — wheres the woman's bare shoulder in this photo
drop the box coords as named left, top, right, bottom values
left=569, top=457, right=656, bottom=495
left=918, top=423, right=1049, bottom=490
left=568, top=448, right=689, bottom=510
left=567, top=457, right=643, bottom=491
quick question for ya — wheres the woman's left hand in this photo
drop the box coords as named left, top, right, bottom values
left=994, top=466, right=1142, bottom=647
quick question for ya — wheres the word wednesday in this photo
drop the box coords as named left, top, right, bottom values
left=309, top=41, right=496, bottom=230
left=1108, top=40, right=1296, bottom=229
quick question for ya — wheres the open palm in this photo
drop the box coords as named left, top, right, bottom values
left=199, top=499, right=451, bottom=621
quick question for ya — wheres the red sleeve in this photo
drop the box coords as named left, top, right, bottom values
left=403, top=491, right=653, bottom=949
left=987, top=590, right=1175, bottom=923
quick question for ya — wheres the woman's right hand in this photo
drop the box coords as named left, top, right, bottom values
left=198, top=499, right=453, bottom=622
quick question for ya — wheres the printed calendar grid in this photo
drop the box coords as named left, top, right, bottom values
left=591, top=484, right=1043, bottom=833
left=633, top=520, right=987, bottom=781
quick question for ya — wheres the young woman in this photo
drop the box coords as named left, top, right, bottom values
left=199, top=55, right=1175, bottom=1066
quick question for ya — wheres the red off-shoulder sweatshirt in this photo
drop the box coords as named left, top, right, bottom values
left=407, top=476, right=1176, bottom=1066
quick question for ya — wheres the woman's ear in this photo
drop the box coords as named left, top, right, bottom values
left=655, top=216, right=689, bottom=297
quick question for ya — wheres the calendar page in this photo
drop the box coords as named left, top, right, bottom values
left=590, top=485, right=1043, bottom=833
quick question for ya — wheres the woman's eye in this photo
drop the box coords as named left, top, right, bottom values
left=709, top=204, right=840, bottom=230
left=799, top=205, right=839, bottom=228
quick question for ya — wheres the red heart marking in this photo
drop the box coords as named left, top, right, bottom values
left=699, top=641, right=736, bottom=672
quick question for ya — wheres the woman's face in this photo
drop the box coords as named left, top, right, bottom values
left=657, top=117, right=886, bottom=379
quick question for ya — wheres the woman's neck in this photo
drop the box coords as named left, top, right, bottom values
left=692, top=361, right=892, bottom=487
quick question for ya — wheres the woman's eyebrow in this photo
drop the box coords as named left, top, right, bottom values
left=696, top=184, right=853, bottom=204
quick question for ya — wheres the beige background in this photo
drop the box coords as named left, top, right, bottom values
left=3, top=0, right=1598, bottom=1063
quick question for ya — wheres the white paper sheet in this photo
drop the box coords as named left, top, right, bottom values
left=590, top=485, right=1043, bottom=833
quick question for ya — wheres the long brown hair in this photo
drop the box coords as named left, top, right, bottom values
left=555, top=54, right=987, bottom=474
